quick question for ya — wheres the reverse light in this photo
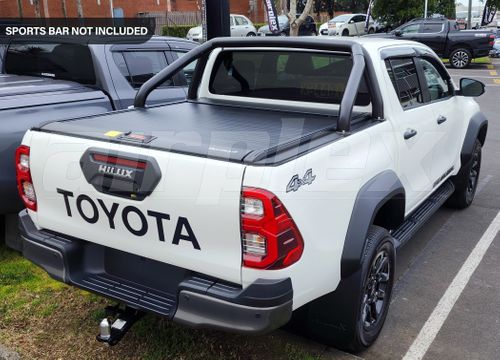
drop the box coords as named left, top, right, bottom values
left=241, top=187, right=304, bottom=269
left=241, top=197, right=264, bottom=217
left=15, top=145, right=37, bottom=211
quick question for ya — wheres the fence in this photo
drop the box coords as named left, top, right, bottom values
left=138, top=11, right=202, bottom=35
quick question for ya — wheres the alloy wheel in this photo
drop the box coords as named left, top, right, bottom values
left=452, top=51, right=469, bottom=68
left=361, top=250, right=391, bottom=330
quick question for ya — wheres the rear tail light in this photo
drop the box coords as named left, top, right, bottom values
left=241, top=187, right=304, bottom=269
left=490, top=34, right=495, bottom=46
left=15, top=145, right=37, bottom=211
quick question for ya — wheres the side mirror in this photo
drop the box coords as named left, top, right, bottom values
left=459, top=78, right=485, bottom=97
left=394, top=30, right=402, bottom=37
left=349, top=19, right=355, bottom=24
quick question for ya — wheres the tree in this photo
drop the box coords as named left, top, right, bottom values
left=435, top=0, right=455, bottom=19
left=33, top=0, right=42, bottom=18
left=61, top=0, right=68, bottom=18
left=76, top=0, right=84, bottom=18
left=287, top=0, right=314, bottom=36
left=17, top=0, right=23, bottom=18
left=315, top=0, right=334, bottom=17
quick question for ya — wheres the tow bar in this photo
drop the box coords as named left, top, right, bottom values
left=96, top=304, right=145, bottom=346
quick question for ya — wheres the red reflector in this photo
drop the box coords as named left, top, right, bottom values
left=92, top=154, right=147, bottom=170
left=15, top=145, right=37, bottom=212
left=241, top=187, right=304, bottom=269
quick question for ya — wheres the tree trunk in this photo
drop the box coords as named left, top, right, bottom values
left=288, top=0, right=314, bottom=36
left=33, top=0, right=42, bottom=18
left=17, top=0, right=23, bottom=18
left=76, top=0, right=84, bottom=18
left=61, top=0, right=68, bottom=18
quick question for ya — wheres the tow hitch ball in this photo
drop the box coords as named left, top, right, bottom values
left=96, top=305, right=144, bottom=346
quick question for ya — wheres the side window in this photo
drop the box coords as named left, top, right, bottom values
left=235, top=16, right=249, bottom=26
left=422, top=23, right=443, bottom=33
left=418, top=58, right=450, bottom=101
left=117, top=51, right=169, bottom=88
left=172, top=51, right=198, bottom=86
left=230, top=16, right=235, bottom=26
left=355, top=15, right=366, bottom=23
left=400, top=23, right=421, bottom=34
left=385, top=58, right=423, bottom=109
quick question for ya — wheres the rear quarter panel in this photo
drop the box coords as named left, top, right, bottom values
left=242, top=120, right=397, bottom=309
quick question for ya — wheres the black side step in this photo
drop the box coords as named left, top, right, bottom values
left=392, top=180, right=455, bottom=248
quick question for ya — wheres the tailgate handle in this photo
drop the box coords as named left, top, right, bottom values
left=80, top=148, right=162, bottom=201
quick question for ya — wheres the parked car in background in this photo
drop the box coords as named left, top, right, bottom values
left=257, top=15, right=317, bottom=36
left=0, top=36, right=196, bottom=245
left=186, top=14, right=257, bottom=42
left=321, top=14, right=376, bottom=36
left=456, top=11, right=482, bottom=29
left=490, top=39, right=500, bottom=57
left=369, top=18, right=495, bottom=68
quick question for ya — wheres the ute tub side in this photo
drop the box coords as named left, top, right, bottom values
left=241, top=116, right=398, bottom=310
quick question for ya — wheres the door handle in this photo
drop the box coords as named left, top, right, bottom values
left=404, top=128, right=418, bottom=140
left=437, top=115, right=447, bottom=124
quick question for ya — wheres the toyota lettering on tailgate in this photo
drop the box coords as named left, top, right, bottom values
left=56, top=188, right=201, bottom=250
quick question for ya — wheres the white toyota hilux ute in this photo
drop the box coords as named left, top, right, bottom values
left=11, top=37, right=488, bottom=352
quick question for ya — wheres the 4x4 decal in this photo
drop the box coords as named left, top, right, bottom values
left=286, top=169, right=316, bottom=193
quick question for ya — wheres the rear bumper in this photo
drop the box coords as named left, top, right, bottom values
left=16, top=210, right=293, bottom=334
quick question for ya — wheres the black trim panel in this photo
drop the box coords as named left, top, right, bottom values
left=341, top=170, right=405, bottom=278
left=461, top=112, right=488, bottom=165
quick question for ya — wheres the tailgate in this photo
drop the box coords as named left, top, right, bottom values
left=27, top=131, right=245, bottom=284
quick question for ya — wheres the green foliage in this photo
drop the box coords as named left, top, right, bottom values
left=372, top=0, right=461, bottom=27
left=435, top=0, right=455, bottom=19
left=161, top=25, right=196, bottom=38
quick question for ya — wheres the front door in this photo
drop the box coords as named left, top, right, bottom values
left=416, top=57, right=464, bottom=186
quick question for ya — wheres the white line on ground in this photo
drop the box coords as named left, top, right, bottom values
left=402, top=210, right=500, bottom=360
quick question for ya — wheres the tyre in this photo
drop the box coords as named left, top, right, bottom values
left=342, top=29, right=349, bottom=36
left=368, top=28, right=375, bottom=34
left=447, top=139, right=482, bottom=209
left=450, top=48, right=472, bottom=69
left=300, top=226, right=396, bottom=352
left=246, top=32, right=256, bottom=37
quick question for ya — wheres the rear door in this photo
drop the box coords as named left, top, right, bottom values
left=28, top=131, right=246, bottom=284
left=354, top=15, right=367, bottom=35
left=418, top=22, right=447, bottom=56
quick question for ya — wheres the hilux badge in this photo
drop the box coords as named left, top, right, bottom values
left=286, top=169, right=316, bottom=192
left=98, top=164, right=134, bottom=179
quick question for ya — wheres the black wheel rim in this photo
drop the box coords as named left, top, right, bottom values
left=362, top=250, right=390, bottom=330
left=452, top=51, right=469, bottom=68
left=466, top=149, right=480, bottom=202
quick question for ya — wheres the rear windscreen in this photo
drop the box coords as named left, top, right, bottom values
left=209, top=50, right=370, bottom=106
left=5, top=42, right=96, bottom=85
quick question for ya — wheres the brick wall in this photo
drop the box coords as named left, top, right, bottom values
left=0, top=0, right=268, bottom=21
